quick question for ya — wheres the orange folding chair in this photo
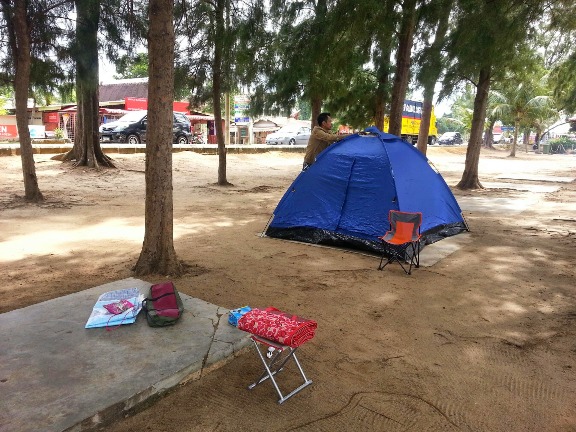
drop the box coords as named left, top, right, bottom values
left=378, top=210, right=422, bottom=275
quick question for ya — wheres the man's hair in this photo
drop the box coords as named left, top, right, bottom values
left=317, top=112, right=331, bottom=126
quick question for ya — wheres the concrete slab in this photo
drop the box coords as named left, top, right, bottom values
left=495, top=174, right=575, bottom=183
left=457, top=195, right=539, bottom=214
left=0, top=277, right=250, bottom=432
left=482, top=181, right=560, bottom=193
left=419, top=233, right=473, bottom=267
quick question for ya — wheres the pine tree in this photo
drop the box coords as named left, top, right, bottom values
left=133, top=0, right=182, bottom=276
left=178, top=0, right=266, bottom=185
left=443, top=0, right=545, bottom=189
left=388, top=0, right=418, bottom=137
left=415, top=0, right=453, bottom=154
left=0, top=0, right=70, bottom=201
left=65, top=0, right=115, bottom=168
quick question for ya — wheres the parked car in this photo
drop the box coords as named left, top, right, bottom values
left=438, top=131, right=463, bottom=145
left=265, top=125, right=311, bottom=145
left=493, top=133, right=511, bottom=144
left=99, top=111, right=192, bottom=144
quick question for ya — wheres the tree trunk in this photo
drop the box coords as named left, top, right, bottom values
left=416, top=94, right=433, bottom=155
left=61, top=0, right=114, bottom=168
left=534, top=129, right=542, bottom=151
left=388, top=0, right=416, bottom=137
left=133, top=0, right=182, bottom=276
left=213, top=0, right=231, bottom=186
left=416, top=0, right=451, bottom=154
left=374, top=87, right=386, bottom=131
left=523, top=130, right=529, bottom=153
left=310, top=96, right=322, bottom=130
left=12, top=1, right=43, bottom=202
left=483, top=119, right=496, bottom=148
left=374, top=61, right=390, bottom=131
left=509, top=116, right=520, bottom=157
left=457, top=67, right=491, bottom=190
left=372, top=0, right=395, bottom=131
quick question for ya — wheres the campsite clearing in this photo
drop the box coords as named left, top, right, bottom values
left=0, top=146, right=575, bottom=431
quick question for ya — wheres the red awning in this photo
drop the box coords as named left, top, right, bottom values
left=99, top=108, right=127, bottom=115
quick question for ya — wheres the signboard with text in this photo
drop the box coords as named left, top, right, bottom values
left=0, top=124, right=18, bottom=138
left=233, top=94, right=250, bottom=124
left=124, top=97, right=190, bottom=113
left=125, top=97, right=148, bottom=111
left=43, top=112, right=59, bottom=124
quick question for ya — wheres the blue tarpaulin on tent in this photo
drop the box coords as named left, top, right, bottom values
left=265, top=127, right=468, bottom=254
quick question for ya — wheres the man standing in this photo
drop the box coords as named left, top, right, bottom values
left=302, top=112, right=348, bottom=170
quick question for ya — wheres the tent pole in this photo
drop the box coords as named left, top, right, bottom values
left=260, top=214, right=275, bottom=237
left=461, top=212, right=471, bottom=231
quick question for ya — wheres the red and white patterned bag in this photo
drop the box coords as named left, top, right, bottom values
left=237, top=307, right=317, bottom=347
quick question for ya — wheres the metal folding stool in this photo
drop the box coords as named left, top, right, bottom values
left=247, top=335, right=313, bottom=404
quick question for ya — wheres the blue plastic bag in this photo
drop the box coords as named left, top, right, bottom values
left=228, top=306, right=252, bottom=327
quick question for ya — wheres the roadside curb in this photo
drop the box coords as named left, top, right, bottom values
left=0, top=143, right=306, bottom=156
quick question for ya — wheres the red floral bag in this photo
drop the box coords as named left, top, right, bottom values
left=237, top=307, right=317, bottom=347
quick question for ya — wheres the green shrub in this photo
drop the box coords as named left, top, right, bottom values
left=54, top=128, right=64, bottom=139
left=548, top=136, right=576, bottom=153
left=548, top=136, right=576, bottom=146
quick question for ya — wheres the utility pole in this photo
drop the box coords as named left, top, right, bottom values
left=224, top=0, right=230, bottom=145
left=225, top=93, right=230, bottom=145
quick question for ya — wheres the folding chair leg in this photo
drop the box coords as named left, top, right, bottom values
left=397, top=259, right=410, bottom=275
left=378, top=247, right=410, bottom=274
left=407, top=241, right=421, bottom=274
left=247, top=337, right=313, bottom=404
left=378, top=255, right=393, bottom=270
left=379, top=242, right=420, bottom=275
left=379, top=255, right=408, bottom=274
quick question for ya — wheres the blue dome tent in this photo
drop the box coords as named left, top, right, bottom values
left=264, top=127, right=468, bottom=254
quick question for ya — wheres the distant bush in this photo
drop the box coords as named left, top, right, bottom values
left=549, top=136, right=576, bottom=146
left=548, top=136, right=576, bottom=153
left=54, top=128, right=64, bottom=139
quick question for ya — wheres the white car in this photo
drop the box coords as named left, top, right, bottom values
left=493, top=133, right=511, bottom=144
left=265, top=126, right=311, bottom=145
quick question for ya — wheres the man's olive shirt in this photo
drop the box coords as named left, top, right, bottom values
left=303, top=126, right=347, bottom=165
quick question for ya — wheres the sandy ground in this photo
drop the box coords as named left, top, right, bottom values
left=1, top=145, right=575, bottom=432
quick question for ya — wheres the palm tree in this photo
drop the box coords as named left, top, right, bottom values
left=449, top=89, right=475, bottom=134
left=482, top=90, right=508, bottom=148
left=492, top=79, right=556, bottom=157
